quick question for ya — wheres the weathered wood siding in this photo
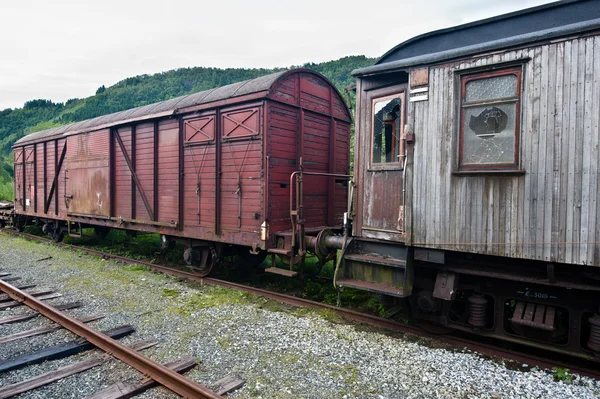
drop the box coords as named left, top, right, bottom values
left=408, top=34, right=600, bottom=266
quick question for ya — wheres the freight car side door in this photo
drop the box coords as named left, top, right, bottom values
left=359, top=91, right=406, bottom=242
left=65, top=131, right=110, bottom=217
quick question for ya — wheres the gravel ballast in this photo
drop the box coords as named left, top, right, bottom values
left=0, top=232, right=599, bottom=399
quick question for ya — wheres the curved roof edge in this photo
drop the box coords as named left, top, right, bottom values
left=353, top=0, right=600, bottom=77
left=15, top=68, right=349, bottom=146
left=353, top=18, right=600, bottom=77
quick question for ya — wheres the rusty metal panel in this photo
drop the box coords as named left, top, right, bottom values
left=410, top=67, right=429, bottom=88
left=65, top=131, right=110, bottom=217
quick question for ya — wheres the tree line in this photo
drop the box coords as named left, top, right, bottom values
left=0, top=55, right=375, bottom=200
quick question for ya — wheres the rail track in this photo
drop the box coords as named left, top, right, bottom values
left=0, top=248, right=237, bottom=398
left=2, top=228, right=600, bottom=383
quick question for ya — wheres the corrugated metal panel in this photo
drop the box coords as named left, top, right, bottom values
left=407, top=34, right=600, bottom=266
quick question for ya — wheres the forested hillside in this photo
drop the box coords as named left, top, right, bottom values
left=0, top=55, right=375, bottom=200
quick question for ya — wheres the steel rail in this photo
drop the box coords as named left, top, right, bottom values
left=0, top=276, right=223, bottom=399
left=3, top=229, right=600, bottom=380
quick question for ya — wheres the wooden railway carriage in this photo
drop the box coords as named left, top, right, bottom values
left=11, top=69, right=351, bottom=275
left=336, top=0, right=600, bottom=359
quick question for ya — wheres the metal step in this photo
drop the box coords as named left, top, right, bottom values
left=264, top=267, right=298, bottom=277
left=344, top=253, right=407, bottom=269
left=336, top=278, right=405, bottom=297
left=337, top=241, right=413, bottom=298
left=510, top=301, right=556, bottom=331
left=267, top=248, right=292, bottom=256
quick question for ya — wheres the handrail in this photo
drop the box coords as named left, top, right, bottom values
left=289, top=169, right=353, bottom=261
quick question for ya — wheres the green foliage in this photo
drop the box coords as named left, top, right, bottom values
left=552, top=367, right=573, bottom=383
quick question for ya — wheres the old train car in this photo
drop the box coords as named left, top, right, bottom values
left=336, top=0, right=600, bottom=359
left=11, top=69, right=351, bottom=275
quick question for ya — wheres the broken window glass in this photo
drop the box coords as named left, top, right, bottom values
left=372, top=97, right=402, bottom=164
left=459, top=68, right=521, bottom=169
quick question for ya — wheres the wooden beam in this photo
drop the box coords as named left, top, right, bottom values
left=114, top=129, right=155, bottom=221
left=0, top=340, right=157, bottom=399
left=33, top=143, right=37, bottom=213
left=0, top=325, right=134, bottom=373
left=86, top=356, right=197, bottom=399
left=0, top=302, right=81, bottom=325
left=131, top=124, right=136, bottom=220
left=178, top=117, right=184, bottom=231
left=0, top=288, right=54, bottom=303
left=0, top=293, right=62, bottom=310
left=0, top=314, right=103, bottom=344
left=153, top=121, right=159, bottom=221
left=214, top=375, right=245, bottom=396
left=215, top=110, right=222, bottom=235
left=45, top=141, right=67, bottom=215
left=0, top=358, right=104, bottom=399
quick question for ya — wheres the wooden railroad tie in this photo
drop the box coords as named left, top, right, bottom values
left=0, top=340, right=158, bottom=399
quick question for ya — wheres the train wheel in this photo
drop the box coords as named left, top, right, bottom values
left=94, top=226, right=111, bottom=239
left=51, top=229, right=65, bottom=243
left=184, top=244, right=221, bottom=277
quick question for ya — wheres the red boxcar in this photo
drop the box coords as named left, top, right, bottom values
left=12, top=69, right=351, bottom=275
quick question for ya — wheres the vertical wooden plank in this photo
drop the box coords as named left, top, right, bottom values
left=565, top=39, right=579, bottom=263
left=442, top=65, right=454, bottom=249
left=573, top=38, right=587, bottom=263
left=593, top=36, right=600, bottom=265
left=22, top=146, right=26, bottom=212
left=178, top=118, right=184, bottom=231
left=558, top=40, right=571, bottom=262
left=535, top=45, right=549, bottom=260
left=43, top=142, right=47, bottom=215
left=153, top=121, right=159, bottom=221
left=215, top=109, right=221, bottom=236
left=54, top=140, right=59, bottom=215
left=427, top=68, right=438, bottom=245
left=525, top=46, right=542, bottom=259
left=109, top=128, right=114, bottom=217
left=583, top=37, right=597, bottom=264
left=551, top=42, right=564, bottom=262
left=543, top=43, right=557, bottom=262
left=328, top=116, right=336, bottom=227
left=33, top=143, right=37, bottom=213
left=131, top=125, right=137, bottom=220
left=419, top=82, right=430, bottom=244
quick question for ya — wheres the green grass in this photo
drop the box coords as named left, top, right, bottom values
left=22, top=223, right=387, bottom=319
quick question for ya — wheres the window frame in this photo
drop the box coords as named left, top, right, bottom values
left=369, top=92, right=406, bottom=170
left=457, top=66, right=523, bottom=171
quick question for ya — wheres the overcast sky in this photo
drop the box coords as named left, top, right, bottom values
left=0, top=0, right=554, bottom=110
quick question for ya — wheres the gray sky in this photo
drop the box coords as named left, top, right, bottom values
left=0, top=0, right=553, bottom=110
